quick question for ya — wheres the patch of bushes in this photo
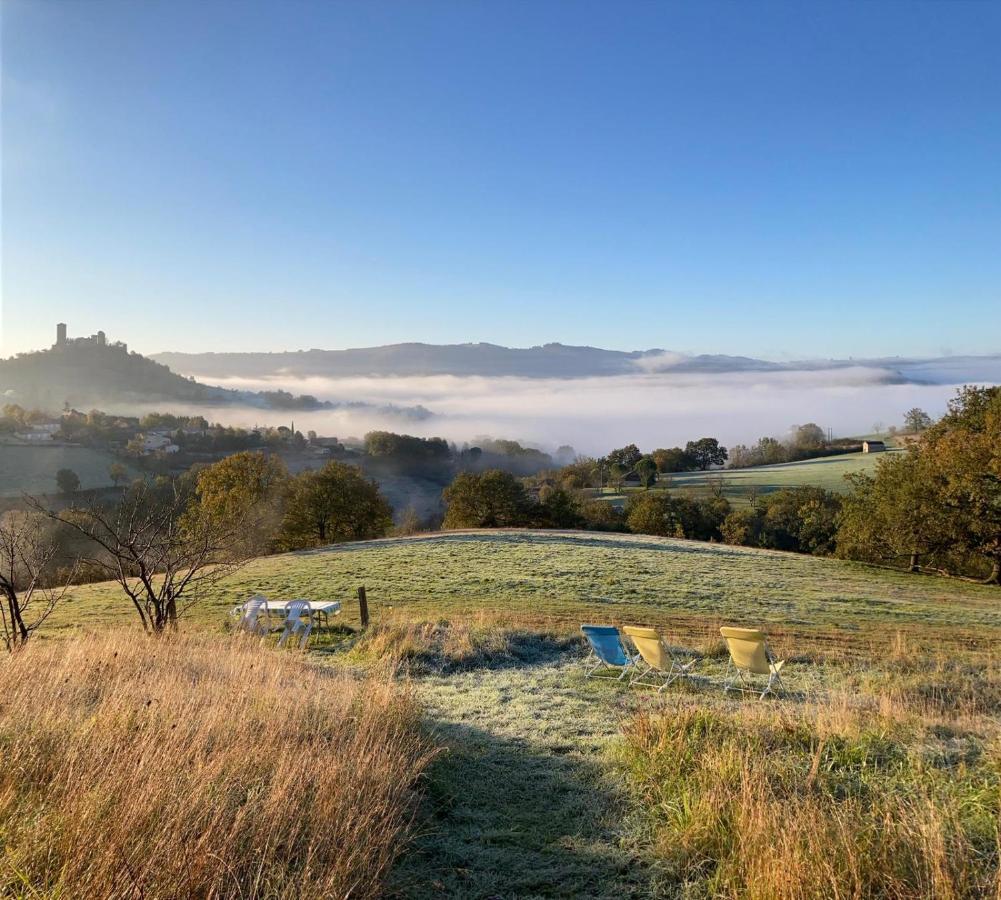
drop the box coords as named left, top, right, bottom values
left=625, top=493, right=731, bottom=541
left=721, top=486, right=842, bottom=554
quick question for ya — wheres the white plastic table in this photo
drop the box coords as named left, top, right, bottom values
left=263, top=600, right=342, bottom=628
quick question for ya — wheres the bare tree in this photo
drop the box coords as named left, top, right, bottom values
left=705, top=473, right=729, bottom=501
left=35, top=479, right=250, bottom=634
left=0, top=511, right=75, bottom=651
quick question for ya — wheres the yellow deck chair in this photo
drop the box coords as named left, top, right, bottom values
left=622, top=626, right=698, bottom=691
left=719, top=626, right=786, bottom=699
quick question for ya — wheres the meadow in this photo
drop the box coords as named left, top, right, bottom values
left=599, top=450, right=896, bottom=508
left=21, top=530, right=1001, bottom=897
left=0, top=444, right=131, bottom=497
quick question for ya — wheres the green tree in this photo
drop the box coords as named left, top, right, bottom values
left=635, top=456, right=658, bottom=489
left=755, top=436, right=787, bottom=465
left=792, top=423, right=826, bottom=451
left=279, top=462, right=393, bottom=549
left=903, top=408, right=933, bottom=433
left=580, top=499, right=627, bottom=531
left=108, top=462, right=129, bottom=487
left=837, top=453, right=946, bottom=572
left=921, top=387, right=1001, bottom=582
left=441, top=470, right=534, bottom=529
left=55, top=469, right=80, bottom=495
left=537, top=486, right=584, bottom=529
left=558, top=457, right=601, bottom=490
left=607, top=462, right=628, bottom=490
left=685, top=437, right=728, bottom=471
left=625, top=493, right=679, bottom=537
left=759, top=487, right=841, bottom=554
left=604, top=444, right=643, bottom=470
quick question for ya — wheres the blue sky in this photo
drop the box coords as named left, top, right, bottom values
left=2, top=0, right=999, bottom=359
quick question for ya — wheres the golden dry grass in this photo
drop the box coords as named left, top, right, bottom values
left=618, top=697, right=1001, bottom=899
left=0, top=630, right=435, bottom=899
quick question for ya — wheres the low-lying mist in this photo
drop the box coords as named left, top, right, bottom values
left=150, top=368, right=989, bottom=454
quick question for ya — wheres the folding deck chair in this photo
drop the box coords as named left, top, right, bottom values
left=581, top=624, right=637, bottom=680
left=719, top=626, right=786, bottom=699
left=622, top=625, right=698, bottom=691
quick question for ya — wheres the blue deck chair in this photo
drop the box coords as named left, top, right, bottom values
left=581, top=624, right=637, bottom=680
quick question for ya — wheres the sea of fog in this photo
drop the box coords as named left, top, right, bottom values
left=141, top=367, right=996, bottom=455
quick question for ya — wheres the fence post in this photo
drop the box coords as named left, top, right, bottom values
left=357, top=585, right=369, bottom=629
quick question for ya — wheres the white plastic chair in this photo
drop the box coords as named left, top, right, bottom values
left=231, top=595, right=270, bottom=636
left=277, top=599, right=314, bottom=649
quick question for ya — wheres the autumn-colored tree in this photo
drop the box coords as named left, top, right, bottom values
left=279, top=462, right=393, bottom=549
left=185, top=451, right=288, bottom=555
left=442, top=470, right=534, bottom=529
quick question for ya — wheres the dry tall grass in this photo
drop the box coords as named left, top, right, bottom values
left=620, top=703, right=1001, bottom=899
left=0, top=630, right=434, bottom=899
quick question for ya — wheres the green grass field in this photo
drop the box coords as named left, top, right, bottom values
left=54, top=527, right=1001, bottom=639
left=0, top=444, right=134, bottom=497
left=599, top=449, right=898, bottom=507
left=50, top=531, right=1001, bottom=897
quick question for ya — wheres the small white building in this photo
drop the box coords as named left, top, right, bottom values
left=862, top=440, right=886, bottom=453
left=137, top=432, right=180, bottom=454
left=15, top=431, right=54, bottom=443
left=13, top=423, right=60, bottom=442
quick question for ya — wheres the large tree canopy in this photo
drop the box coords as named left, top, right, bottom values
left=280, top=462, right=393, bottom=549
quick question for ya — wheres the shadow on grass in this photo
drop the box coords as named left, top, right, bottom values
left=391, top=719, right=652, bottom=899
left=359, top=627, right=582, bottom=676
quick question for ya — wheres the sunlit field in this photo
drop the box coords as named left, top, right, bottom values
left=34, top=530, right=1001, bottom=895
left=598, top=450, right=896, bottom=508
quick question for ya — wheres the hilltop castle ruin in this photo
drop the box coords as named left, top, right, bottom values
left=53, top=322, right=127, bottom=354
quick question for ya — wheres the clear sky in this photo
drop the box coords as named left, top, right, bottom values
left=2, top=0, right=999, bottom=360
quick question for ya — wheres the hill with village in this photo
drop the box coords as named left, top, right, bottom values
left=0, top=324, right=332, bottom=412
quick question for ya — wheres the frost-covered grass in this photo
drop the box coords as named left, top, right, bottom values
left=46, top=530, right=1001, bottom=897
left=53, top=529, right=1001, bottom=640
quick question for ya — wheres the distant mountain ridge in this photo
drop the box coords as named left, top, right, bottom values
left=151, top=342, right=792, bottom=379
left=150, top=342, right=1001, bottom=384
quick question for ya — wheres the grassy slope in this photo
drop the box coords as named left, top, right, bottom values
left=600, top=449, right=896, bottom=507
left=0, top=444, right=134, bottom=497
left=55, top=528, right=1001, bottom=641
left=54, top=531, right=1001, bottom=898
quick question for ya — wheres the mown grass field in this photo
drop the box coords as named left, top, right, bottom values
left=44, top=531, right=1001, bottom=897
left=598, top=449, right=898, bottom=508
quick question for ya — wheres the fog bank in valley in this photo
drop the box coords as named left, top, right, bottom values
left=166, top=368, right=988, bottom=455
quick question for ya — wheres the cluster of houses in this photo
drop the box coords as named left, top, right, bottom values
left=135, top=432, right=181, bottom=455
